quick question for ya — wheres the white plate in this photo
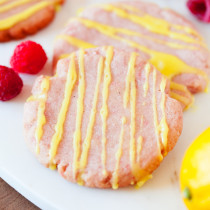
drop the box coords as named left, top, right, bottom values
left=0, top=0, right=210, bottom=209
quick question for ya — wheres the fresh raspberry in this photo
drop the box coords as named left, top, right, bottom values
left=10, top=40, right=48, bottom=74
left=187, top=0, right=210, bottom=23
left=0, top=66, right=23, bottom=101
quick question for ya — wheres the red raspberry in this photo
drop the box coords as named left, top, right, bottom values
left=0, top=66, right=23, bottom=101
left=187, top=0, right=210, bottom=23
left=10, top=40, right=48, bottom=74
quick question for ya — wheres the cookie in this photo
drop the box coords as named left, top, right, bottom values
left=53, top=1, right=210, bottom=109
left=24, top=47, right=183, bottom=188
left=0, top=0, right=64, bottom=42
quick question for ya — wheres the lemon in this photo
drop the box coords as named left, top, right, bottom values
left=180, top=127, right=210, bottom=210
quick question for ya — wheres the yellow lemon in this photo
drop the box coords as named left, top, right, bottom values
left=180, top=127, right=210, bottom=210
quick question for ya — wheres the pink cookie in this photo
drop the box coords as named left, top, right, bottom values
left=24, top=47, right=183, bottom=188
left=53, top=1, right=210, bottom=108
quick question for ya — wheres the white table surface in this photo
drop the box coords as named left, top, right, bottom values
left=0, top=0, right=210, bottom=209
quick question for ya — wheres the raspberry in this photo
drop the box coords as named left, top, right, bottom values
left=187, top=0, right=210, bottom=23
left=10, top=40, right=48, bottom=74
left=0, top=66, right=23, bottom=101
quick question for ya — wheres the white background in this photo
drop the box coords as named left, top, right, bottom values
left=0, top=0, right=210, bottom=209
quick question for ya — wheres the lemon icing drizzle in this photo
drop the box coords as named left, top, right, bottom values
left=112, top=117, right=126, bottom=189
left=72, top=50, right=86, bottom=178
left=143, top=63, right=151, bottom=97
left=58, top=23, right=198, bottom=51
left=35, top=77, right=50, bottom=154
left=159, top=77, right=169, bottom=155
left=119, top=3, right=201, bottom=38
left=49, top=53, right=77, bottom=169
left=76, top=56, right=104, bottom=183
left=124, top=53, right=134, bottom=108
left=100, top=46, right=114, bottom=176
left=76, top=18, right=207, bottom=81
left=76, top=12, right=202, bottom=50
left=170, top=91, right=194, bottom=110
left=152, top=70, right=163, bottom=161
left=127, top=53, right=138, bottom=178
left=56, top=35, right=96, bottom=49
left=27, top=77, right=50, bottom=154
left=123, top=54, right=155, bottom=186
left=101, top=4, right=203, bottom=45
left=170, top=81, right=189, bottom=92
left=123, top=52, right=146, bottom=184
left=170, top=81, right=194, bottom=109
left=136, top=116, right=144, bottom=164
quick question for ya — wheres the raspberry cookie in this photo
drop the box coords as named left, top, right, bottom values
left=24, top=47, right=183, bottom=188
left=0, top=0, right=64, bottom=42
left=53, top=1, right=210, bottom=109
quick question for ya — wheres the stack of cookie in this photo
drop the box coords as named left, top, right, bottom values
left=23, top=1, right=210, bottom=189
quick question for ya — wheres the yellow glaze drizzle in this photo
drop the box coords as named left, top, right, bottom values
left=119, top=4, right=145, bottom=14
left=112, top=117, right=126, bottom=189
left=77, top=56, right=104, bottom=183
left=123, top=52, right=152, bottom=185
left=0, top=1, right=52, bottom=30
left=136, top=136, right=143, bottom=164
left=170, top=91, right=194, bottom=110
left=136, top=116, right=144, bottom=163
left=129, top=6, right=200, bottom=37
left=49, top=53, right=77, bottom=169
left=128, top=53, right=138, bottom=179
left=100, top=46, right=114, bottom=176
left=124, top=56, right=133, bottom=108
left=0, top=0, right=32, bottom=13
left=72, top=50, right=85, bottom=178
left=56, top=35, right=96, bottom=49
left=77, top=18, right=208, bottom=82
left=59, top=53, right=71, bottom=59
left=170, top=81, right=189, bottom=92
left=113, top=54, right=150, bottom=189
left=124, top=52, right=144, bottom=182
left=101, top=4, right=203, bottom=45
left=152, top=70, right=163, bottom=161
left=143, top=63, right=151, bottom=97
left=124, top=53, right=137, bottom=107
left=26, top=95, right=34, bottom=102
left=119, top=3, right=202, bottom=39
left=170, top=81, right=196, bottom=102
left=136, top=174, right=153, bottom=189
left=77, top=13, right=200, bottom=50
left=67, top=18, right=200, bottom=50
left=159, top=77, right=169, bottom=155
left=170, top=81, right=194, bottom=110
left=27, top=77, right=50, bottom=154
left=35, top=77, right=50, bottom=154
